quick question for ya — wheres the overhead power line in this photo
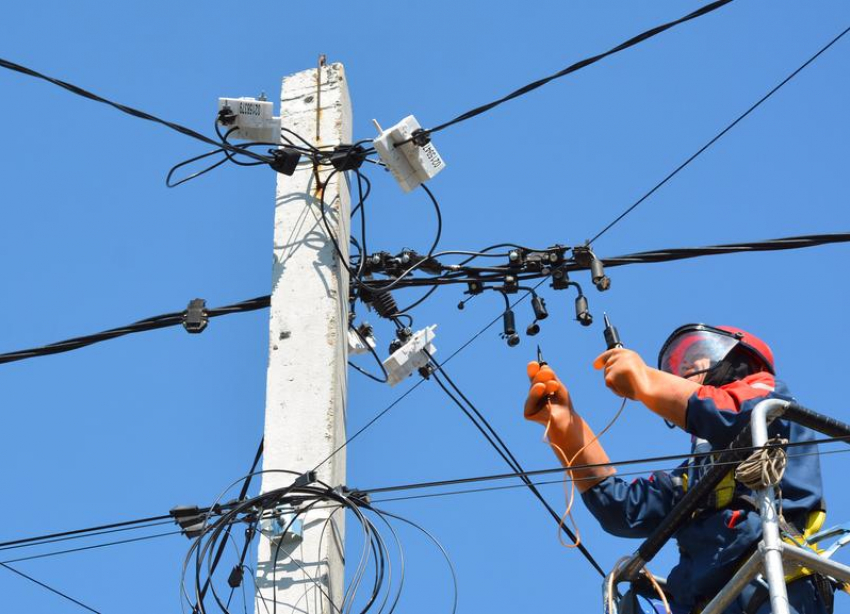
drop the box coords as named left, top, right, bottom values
left=588, top=23, right=850, bottom=245
left=423, top=0, right=734, bottom=137
left=0, top=562, right=101, bottom=614
left=0, top=58, right=270, bottom=164
left=0, top=295, right=269, bottom=366
left=354, top=434, right=850, bottom=497
left=2, top=232, right=847, bottom=367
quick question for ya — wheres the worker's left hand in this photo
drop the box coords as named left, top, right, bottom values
left=593, top=348, right=651, bottom=400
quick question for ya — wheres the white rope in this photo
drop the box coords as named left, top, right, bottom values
left=734, top=437, right=788, bottom=490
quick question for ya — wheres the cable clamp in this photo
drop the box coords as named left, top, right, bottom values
left=169, top=505, right=207, bottom=539
left=329, top=144, right=368, bottom=171
left=269, top=148, right=302, bottom=176
left=183, top=299, right=208, bottom=334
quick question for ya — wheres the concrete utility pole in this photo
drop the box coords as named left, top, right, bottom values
left=256, top=62, right=351, bottom=614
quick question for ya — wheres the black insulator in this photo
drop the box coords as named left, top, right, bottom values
left=371, top=291, right=399, bottom=319
left=532, top=295, right=549, bottom=320
left=526, top=323, right=541, bottom=336
left=575, top=295, right=593, bottom=327
left=269, top=148, right=302, bottom=176
left=590, top=257, right=611, bottom=291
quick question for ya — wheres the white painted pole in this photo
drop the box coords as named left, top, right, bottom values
left=255, top=62, right=351, bottom=614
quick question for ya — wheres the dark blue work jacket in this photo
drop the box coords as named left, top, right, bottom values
left=582, top=373, right=825, bottom=608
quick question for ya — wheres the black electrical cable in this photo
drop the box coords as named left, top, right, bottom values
left=0, top=513, right=174, bottom=550
left=0, top=562, right=102, bottom=614
left=4, top=231, right=847, bottom=368
left=0, top=530, right=182, bottom=564
left=0, top=295, right=270, bottom=365
left=0, top=58, right=271, bottom=164
left=0, top=519, right=175, bottom=553
left=419, top=0, right=734, bottom=137
left=312, top=279, right=548, bottom=474
left=370, top=448, right=850, bottom=504
left=587, top=24, right=850, bottom=245
left=355, top=435, right=850, bottom=497
left=428, top=361, right=606, bottom=577
left=198, top=438, right=264, bottom=604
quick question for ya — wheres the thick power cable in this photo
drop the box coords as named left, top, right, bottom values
left=0, top=562, right=101, bottom=614
left=1, top=231, right=847, bottom=367
left=0, top=58, right=270, bottom=164
left=0, top=295, right=269, bottom=365
left=587, top=24, right=850, bottom=245
left=422, top=0, right=733, bottom=137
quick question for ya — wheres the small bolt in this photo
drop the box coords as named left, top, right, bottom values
left=371, top=254, right=381, bottom=264
left=549, top=252, right=559, bottom=263
left=401, top=253, right=411, bottom=264
left=509, top=250, right=520, bottom=262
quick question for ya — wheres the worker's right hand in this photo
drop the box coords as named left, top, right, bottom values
left=524, top=361, right=574, bottom=426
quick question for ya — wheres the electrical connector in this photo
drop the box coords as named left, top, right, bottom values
left=372, top=115, right=445, bottom=193
left=217, top=97, right=281, bottom=142
left=382, top=325, right=437, bottom=386
left=348, top=323, right=377, bottom=355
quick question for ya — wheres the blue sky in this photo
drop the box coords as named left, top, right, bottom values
left=1, top=1, right=849, bottom=613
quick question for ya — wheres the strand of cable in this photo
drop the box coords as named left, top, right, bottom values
left=427, top=355, right=606, bottom=577
left=368, top=446, right=850, bottom=507
left=5, top=446, right=841, bottom=567
left=0, top=562, right=102, bottom=614
left=0, top=295, right=270, bottom=365
left=0, top=58, right=270, bottom=164
left=5, top=231, right=847, bottom=368
left=587, top=23, right=850, bottom=245
left=353, top=434, right=849, bottom=497
left=182, top=475, right=457, bottom=614
left=419, top=0, right=734, bottom=137
left=365, top=232, right=850, bottom=292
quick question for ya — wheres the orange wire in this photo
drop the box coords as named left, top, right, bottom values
left=541, top=392, right=627, bottom=549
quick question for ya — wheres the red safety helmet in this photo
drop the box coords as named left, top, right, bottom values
left=658, top=324, right=775, bottom=378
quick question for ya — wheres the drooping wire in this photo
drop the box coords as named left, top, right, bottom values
left=587, top=23, right=850, bottom=245
left=417, top=0, right=734, bottom=138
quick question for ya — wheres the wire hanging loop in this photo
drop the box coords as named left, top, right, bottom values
left=734, top=436, right=789, bottom=490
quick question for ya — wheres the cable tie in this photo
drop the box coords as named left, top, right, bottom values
left=182, top=298, right=208, bottom=334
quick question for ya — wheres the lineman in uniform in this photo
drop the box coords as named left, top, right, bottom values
left=523, top=324, right=831, bottom=614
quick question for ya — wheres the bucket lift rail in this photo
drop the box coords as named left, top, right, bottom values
left=609, top=400, right=850, bottom=613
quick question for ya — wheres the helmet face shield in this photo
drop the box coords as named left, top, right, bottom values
left=659, top=328, right=739, bottom=378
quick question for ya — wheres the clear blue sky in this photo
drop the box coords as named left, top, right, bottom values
left=1, top=1, right=849, bottom=612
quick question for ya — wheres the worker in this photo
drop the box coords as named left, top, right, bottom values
left=523, top=324, right=831, bottom=614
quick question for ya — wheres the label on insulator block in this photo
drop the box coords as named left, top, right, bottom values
left=373, top=115, right=445, bottom=193
left=217, top=97, right=281, bottom=142
left=383, top=325, right=437, bottom=386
